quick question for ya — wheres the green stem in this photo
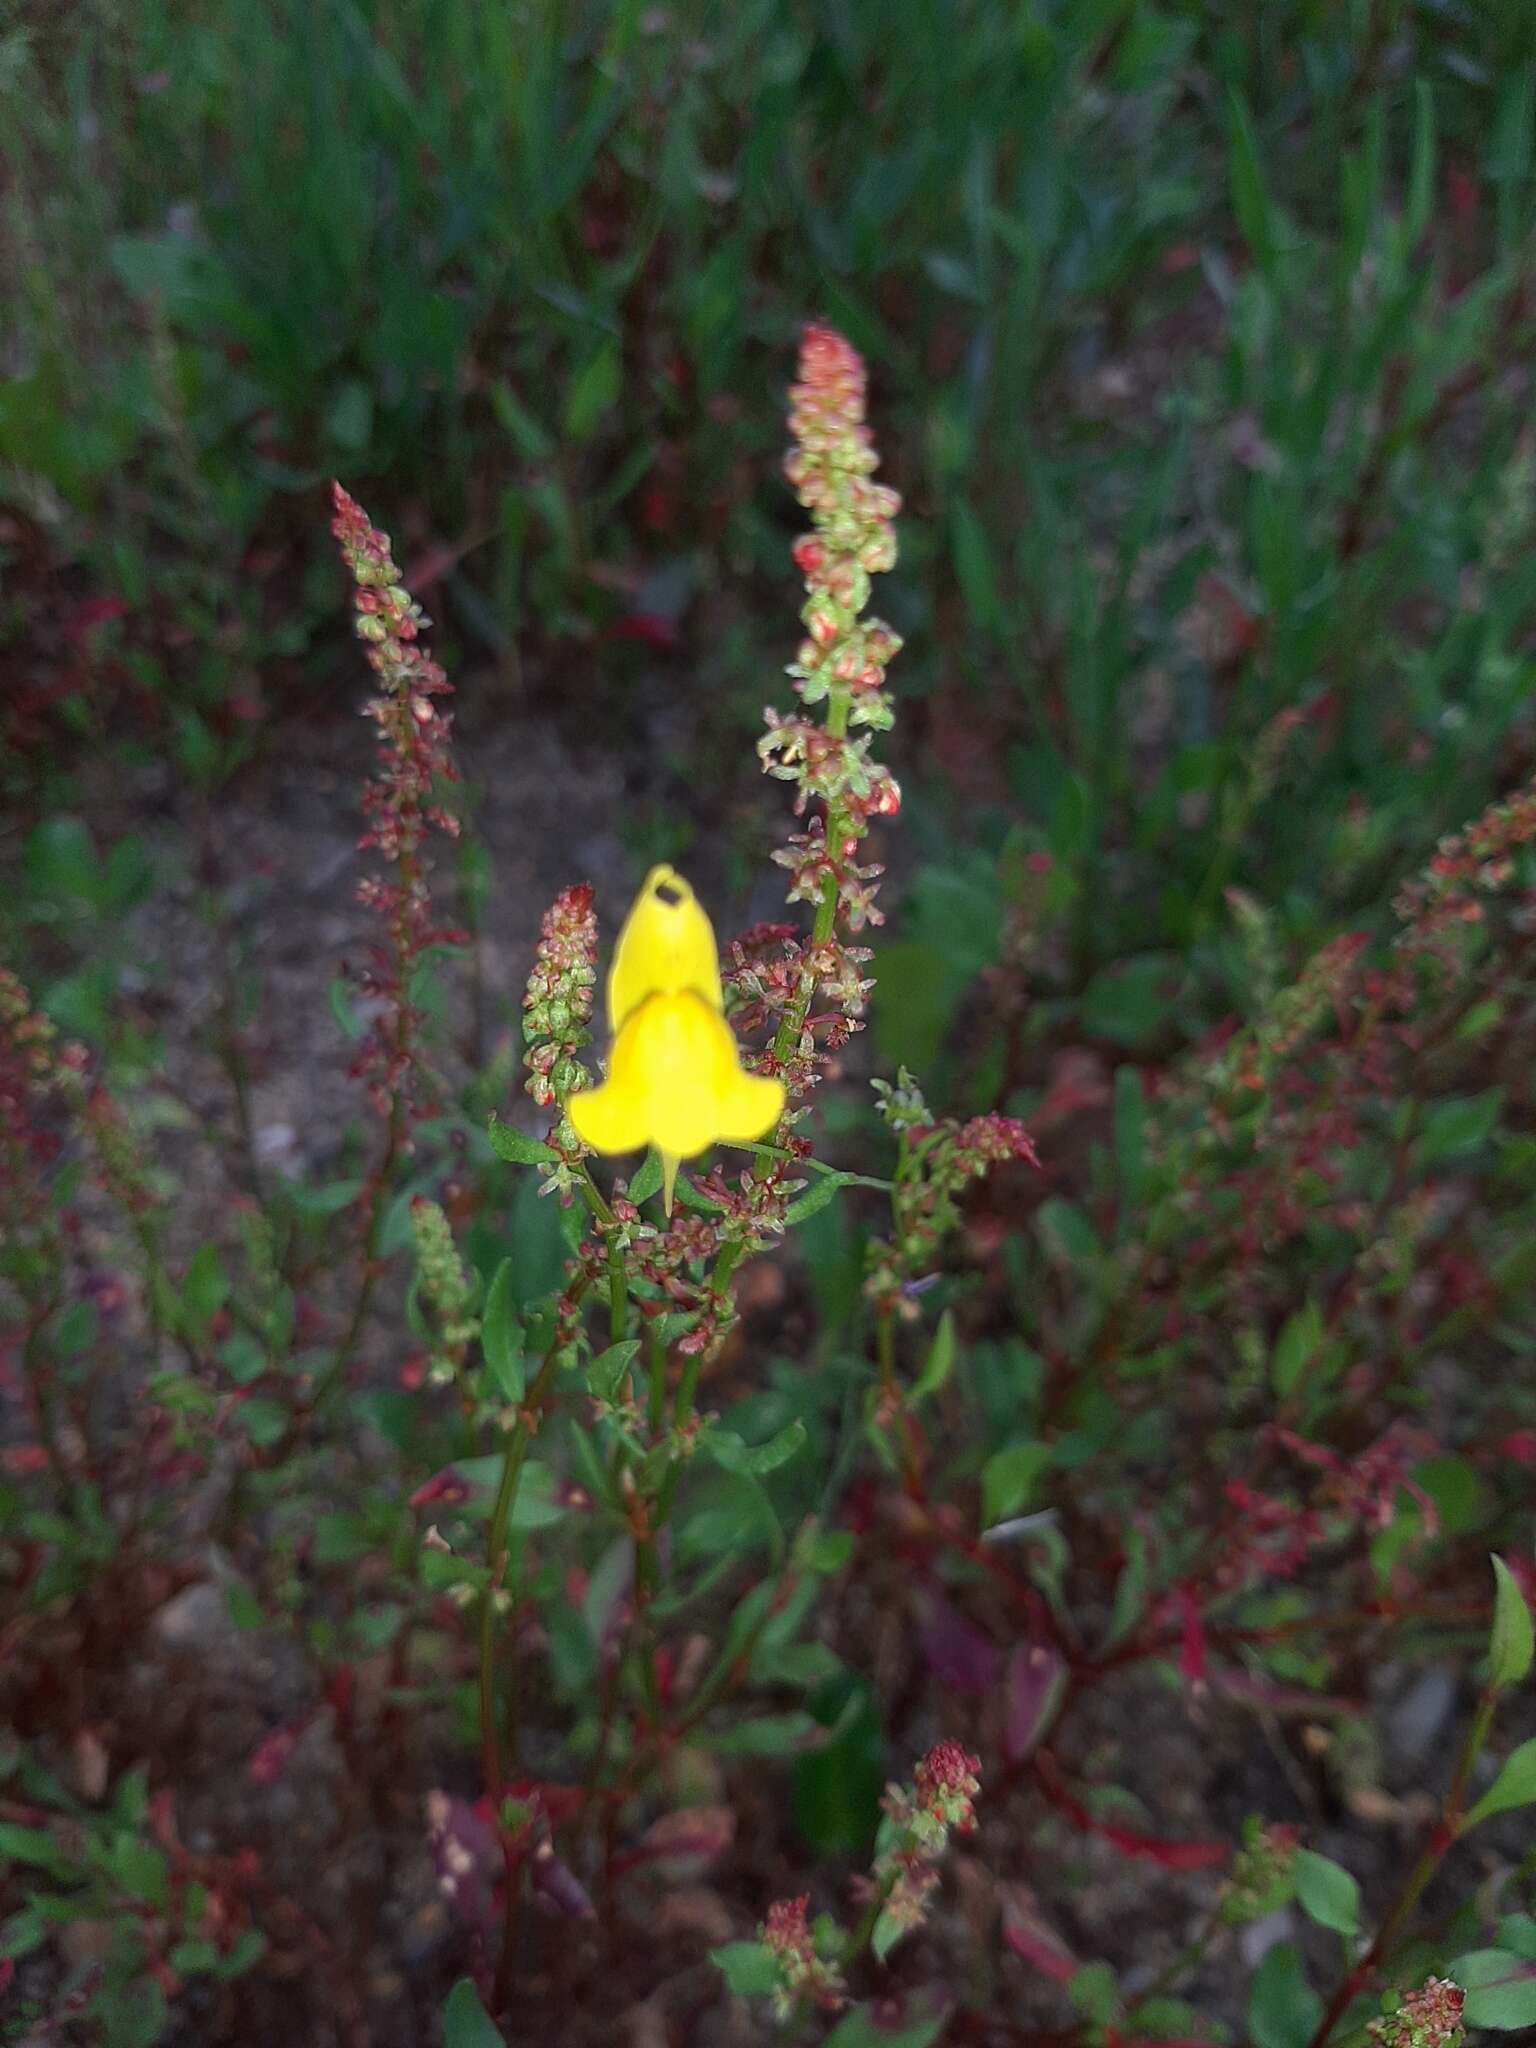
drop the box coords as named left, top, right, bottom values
left=646, top=1327, right=667, bottom=1434
left=1302, top=1685, right=1499, bottom=2048
left=476, top=1299, right=585, bottom=1801
left=19, top=1304, right=72, bottom=1503
left=843, top=1871, right=900, bottom=1974
left=1128, top=1905, right=1223, bottom=2017
left=607, top=1234, right=628, bottom=1347
left=769, top=692, right=851, bottom=1076
left=478, top=1415, right=536, bottom=1799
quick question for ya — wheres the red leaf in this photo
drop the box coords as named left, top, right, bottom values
left=1000, top=1884, right=1077, bottom=1983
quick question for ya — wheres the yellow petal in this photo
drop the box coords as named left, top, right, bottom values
left=714, top=1064, right=787, bottom=1144
left=606, top=865, right=724, bottom=1033
left=567, top=991, right=785, bottom=1169
left=566, top=1073, right=650, bottom=1156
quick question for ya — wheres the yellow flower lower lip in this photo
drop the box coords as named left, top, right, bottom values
left=568, top=990, right=784, bottom=1210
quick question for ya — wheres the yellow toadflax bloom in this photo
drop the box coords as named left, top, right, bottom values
left=568, top=866, right=785, bottom=1212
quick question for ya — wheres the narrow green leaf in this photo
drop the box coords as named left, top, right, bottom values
left=1405, top=77, right=1436, bottom=245
left=1489, top=1555, right=1534, bottom=1689
left=710, top=1940, right=781, bottom=1998
left=872, top=1905, right=906, bottom=1962
left=627, top=1149, right=664, bottom=1206
left=563, top=340, right=621, bottom=442
left=1228, top=87, right=1277, bottom=275
left=1463, top=1736, right=1536, bottom=1832
left=180, top=1244, right=229, bottom=1335
left=1294, top=1849, right=1360, bottom=1938
left=823, top=2003, right=946, bottom=2048
left=0, top=1822, right=76, bottom=1881
left=1272, top=1300, right=1324, bottom=1399
left=709, top=1418, right=807, bottom=1477
left=481, top=1258, right=523, bottom=1401
left=912, top=1311, right=956, bottom=1402
left=1452, top=1950, right=1536, bottom=2030
left=1068, top=1962, right=1120, bottom=2022
left=588, top=1338, right=641, bottom=1403
left=443, top=1978, right=505, bottom=2048
left=486, top=1115, right=558, bottom=1167
left=784, top=1172, right=861, bottom=1226
left=980, top=1440, right=1052, bottom=1526
left=710, top=1712, right=818, bottom=1758
left=1497, top=1914, right=1536, bottom=1961
left=1248, top=1943, right=1323, bottom=2048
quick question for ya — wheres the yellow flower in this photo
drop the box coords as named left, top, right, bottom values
left=568, top=865, right=784, bottom=1211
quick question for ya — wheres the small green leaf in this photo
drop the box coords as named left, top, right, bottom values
left=481, top=1259, right=523, bottom=1401
left=171, top=1936, right=219, bottom=1974
left=563, top=340, right=621, bottom=442
left=0, top=1822, right=76, bottom=1881
left=1272, top=1300, right=1325, bottom=1399
left=234, top=1395, right=288, bottom=1447
left=709, top=1419, right=808, bottom=1477
left=0, top=1906, right=48, bottom=1959
left=1419, top=1090, right=1504, bottom=1165
left=1079, top=955, right=1181, bottom=1049
left=1035, top=1199, right=1100, bottom=1269
left=1463, top=1736, right=1536, bottom=1832
left=107, top=1836, right=169, bottom=1906
left=912, top=1311, right=956, bottom=1402
left=313, top=1514, right=373, bottom=1565
left=453, top=1457, right=566, bottom=1529
left=794, top=1676, right=884, bottom=1856
left=1294, top=1849, right=1360, bottom=1938
left=1248, top=1943, right=1323, bottom=2048
left=710, top=1939, right=781, bottom=1998
left=1227, top=86, right=1278, bottom=274
left=980, top=1440, right=1052, bottom=1526
left=872, top=1904, right=906, bottom=1962
left=328, top=977, right=364, bottom=1040
left=213, top=1927, right=266, bottom=1979
left=1068, top=1962, right=1120, bottom=2022
left=1114, top=1066, right=1148, bottom=1208
left=1489, top=1555, right=1534, bottom=1689
left=1452, top=1950, right=1536, bottom=2030
left=627, top=1149, right=664, bottom=1206
left=352, top=1603, right=405, bottom=1650
left=486, top=1115, right=558, bottom=1167
left=180, top=1244, right=229, bottom=1336
left=443, top=1978, right=505, bottom=2047
left=798, top=1526, right=854, bottom=1574
left=710, top=1712, right=818, bottom=1758
left=823, top=2003, right=946, bottom=2048
left=1103, top=1525, right=1150, bottom=1649
left=784, top=1172, right=862, bottom=1226
left=589, top=1338, right=641, bottom=1403
left=93, top=1975, right=167, bottom=2048
left=1498, top=1914, right=1536, bottom=1961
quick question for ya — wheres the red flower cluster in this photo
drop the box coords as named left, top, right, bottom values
left=331, top=484, right=465, bottom=1121
left=743, top=324, right=904, bottom=1105
left=866, top=1085, right=1040, bottom=1311
left=1369, top=1978, right=1466, bottom=2048
left=760, top=1894, right=845, bottom=2016
left=522, top=883, right=598, bottom=1112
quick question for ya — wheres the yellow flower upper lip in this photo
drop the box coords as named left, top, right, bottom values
left=606, top=863, right=724, bottom=1033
